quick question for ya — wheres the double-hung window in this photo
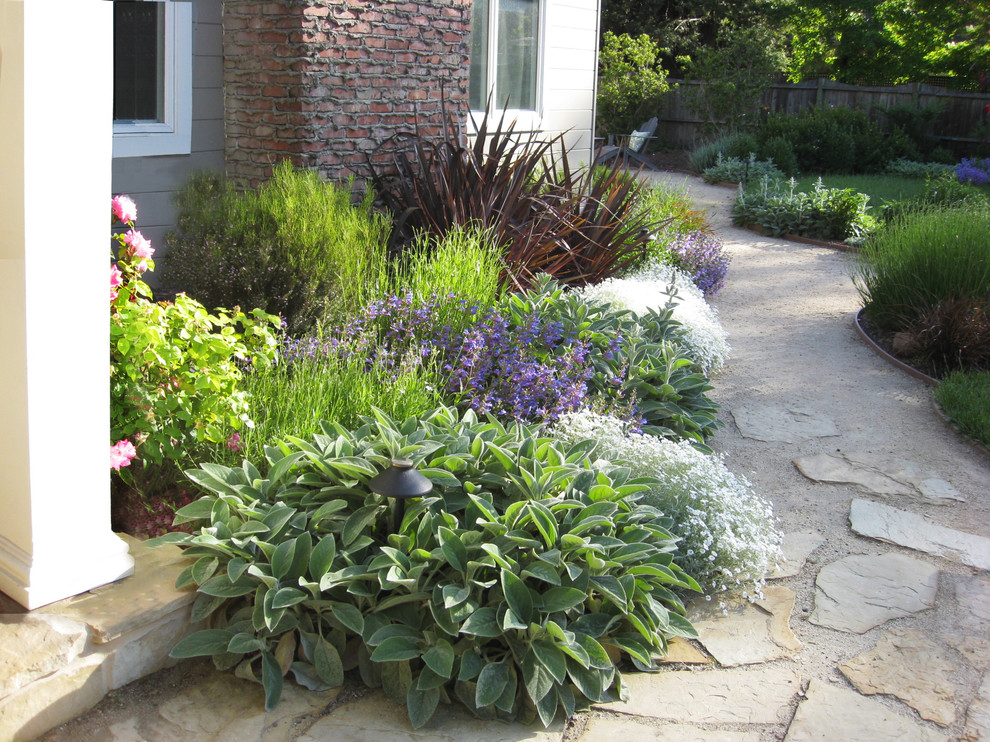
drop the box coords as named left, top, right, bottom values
left=469, top=0, right=542, bottom=121
left=112, top=0, right=192, bottom=157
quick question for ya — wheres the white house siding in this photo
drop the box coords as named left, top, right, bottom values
left=110, top=0, right=225, bottom=276
left=541, top=0, right=600, bottom=168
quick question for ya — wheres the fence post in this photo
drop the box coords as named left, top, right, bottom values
left=816, top=77, right=825, bottom=106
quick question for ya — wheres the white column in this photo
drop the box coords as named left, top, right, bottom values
left=0, top=0, right=134, bottom=609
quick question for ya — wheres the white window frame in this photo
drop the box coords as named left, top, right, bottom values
left=469, top=0, right=546, bottom=132
left=112, top=0, right=192, bottom=158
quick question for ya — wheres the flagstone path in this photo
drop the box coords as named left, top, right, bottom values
left=32, top=173, right=990, bottom=741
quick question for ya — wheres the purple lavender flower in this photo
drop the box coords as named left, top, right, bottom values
left=668, top=231, right=730, bottom=296
left=955, top=158, right=990, bottom=186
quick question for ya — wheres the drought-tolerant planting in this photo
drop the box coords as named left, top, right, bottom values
left=109, top=117, right=782, bottom=728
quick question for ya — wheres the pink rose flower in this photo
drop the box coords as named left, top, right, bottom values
left=110, top=264, right=123, bottom=301
left=110, top=439, right=137, bottom=471
left=123, top=230, right=154, bottom=260
left=112, top=195, right=138, bottom=224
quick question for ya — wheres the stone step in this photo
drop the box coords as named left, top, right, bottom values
left=0, top=536, right=197, bottom=742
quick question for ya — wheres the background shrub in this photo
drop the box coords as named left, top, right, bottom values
left=688, top=131, right=757, bottom=173
left=756, top=136, right=799, bottom=177
left=163, top=162, right=390, bottom=334
left=596, top=32, right=670, bottom=136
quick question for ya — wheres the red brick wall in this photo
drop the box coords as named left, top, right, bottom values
left=223, top=0, right=473, bottom=187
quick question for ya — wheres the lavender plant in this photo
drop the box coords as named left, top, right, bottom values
left=956, top=157, right=990, bottom=186
left=667, top=231, right=730, bottom=296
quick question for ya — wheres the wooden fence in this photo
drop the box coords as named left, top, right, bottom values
left=656, top=78, right=990, bottom=152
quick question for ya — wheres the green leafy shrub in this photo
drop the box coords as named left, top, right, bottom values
left=163, top=162, right=390, bottom=334
left=880, top=172, right=989, bottom=222
left=855, top=204, right=990, bottom=337
left=552, top=411, right=781, bottom=598
left=596, top=32, right=670, bottom=137
left=154, top=407, right=699, bottom=725
left=732, top=177, right=877, bottom=242
left=757, top=136, right=799, bottom=177
left=702, top=153, right=785, bottom=185
left=368, top=106, right=657, bottom=291
left=757, top=105, right=915, bottom=174
left=110, top=199, right=280, bottom=494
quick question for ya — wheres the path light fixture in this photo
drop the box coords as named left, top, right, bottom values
left=368, top=457, right=433, bottom=533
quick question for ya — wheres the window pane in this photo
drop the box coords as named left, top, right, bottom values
left=114, top=2, right=165, bottom=122
left=496, top=0, right=538, bottom=110
left=469, top=0, right=490, bottom=110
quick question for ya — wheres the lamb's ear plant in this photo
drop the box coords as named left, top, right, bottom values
left=153, top=407, right=699, bottom=727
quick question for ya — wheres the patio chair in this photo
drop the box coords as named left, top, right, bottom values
left=594, top=117, right=659, bottom=171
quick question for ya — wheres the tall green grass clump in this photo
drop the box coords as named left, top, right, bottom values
left=215, top=352, right=442, bottom=467
left=389, top=224, right=505, bottom=335
left=935, top=372, right=990, bottom=447
left=163, top=162, right=390, bottom=334
left=855, top=205, right=990, bottom=334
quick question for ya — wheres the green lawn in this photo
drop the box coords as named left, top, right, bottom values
left=791, top=175, right=929, bottom=207
left=934, top=371, right=990, bottom=448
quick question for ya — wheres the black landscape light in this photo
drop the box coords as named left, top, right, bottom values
left=368, top=457, right=433, bottom=533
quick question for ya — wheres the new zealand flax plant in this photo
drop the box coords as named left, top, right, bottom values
left=367, top=96, right=664, bottom=291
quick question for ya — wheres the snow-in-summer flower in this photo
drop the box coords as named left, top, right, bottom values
left=112, top=195, right=137, bottom=224
left=580, top=264, right=731, bottom=375
left=552, top=410, right=781, bottom=599
left=110, top=264, right=123, bottom=302
left=110, top=439, right=137, bottom=471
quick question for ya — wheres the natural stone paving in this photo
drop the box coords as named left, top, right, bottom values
left=768, top=531, right=824, bottom=579
left=939, top=575, right=990, bottom=671
left=850, top=498, right=990, bottom=570
left=688, top=586, right=802, bottom=666
left=730, top=405, right=839, bottom=443
left=784, top=679, right=950, bottom=742
left=577, top=716, right=761, bottom=741
left=809, top=553, right=939, bottom=633
left=965, top=675, right=990, bottom=740
left=602, top=666, right=802, bottom=724
left=839, top=627, right=958, bottom=726
left=793, top=452, right=965, bottom=503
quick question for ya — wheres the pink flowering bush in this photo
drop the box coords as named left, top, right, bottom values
left=110, top=197, right=280, bottom=493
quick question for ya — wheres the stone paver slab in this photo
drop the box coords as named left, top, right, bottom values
left=793, top=453, right=963, bottom=503
left=298, top=693, right=563, bottom=742
left=689, top=586, right=802, bottom=666
left=784, top=679, right=948, bottom=742
left=839, top=628, right=958, bottom=726
left=850, top=498, right=990, bottom=570
left=603, top=666, right=801, bottom=725
left=809, top=553, right=938, bottom=634
left=656, top=638, right=710, bottom=665
left=732, top=406, right=839, bottom=443
left=579, top=716, right=760, bottom=742
left=769, top=531, right=824, bottom=579
left=939, top=575, right=990, bottom=670
left=145, top=672, right=338, bottom=742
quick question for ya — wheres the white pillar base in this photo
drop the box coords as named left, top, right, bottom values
left=0, top=532, right=134, bottom=611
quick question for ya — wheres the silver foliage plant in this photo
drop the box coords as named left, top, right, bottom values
left=552, top=410, right=781, bottom=599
